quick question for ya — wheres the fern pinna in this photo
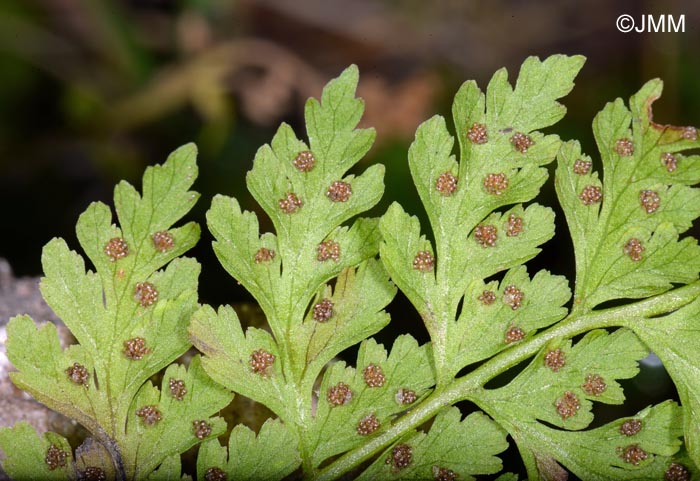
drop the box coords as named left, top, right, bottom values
left=2, top=56, right=700, bottom=481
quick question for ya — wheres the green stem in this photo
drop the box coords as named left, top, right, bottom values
left=315, top=280, right=700, bottom=481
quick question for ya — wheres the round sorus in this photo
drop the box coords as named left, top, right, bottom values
left=293, top=150, right=316, bottom=172
left=573, top=159, right=592, bottom=175
left=665, top=462, right=691, bottom=481
left=662, top=152, right=678, bottom=172
left=478, top=290, right=496, bottom=305
left=193, top=420, right=212, bottom=439
left=395, top=388, right=417, bottom=405
left=432, top=466, right=458, bottom=481
left=413, top=251, right=435, bottom=272
left=503, top=285, right=524, bottom=310
left=619, top=444, right=648, bottom=465
left=45, top=445, right=68, bottom=470
left=313, top=298, right=334, bottom=322
left=363, top=364, right=386, bottom=388
left=136, top=405, right=162, bottom=426
left=467, top=123, right=488, bottom=144
left=582, top=373, right=607, bottom=396
left=151, top=231, right=174, bottom=253
left=81, top=467, right=107, bottom=481
left=169, top=378, right=187, bottom=401
left=579, top=185, right=602, bottom=205
left=204, top=467, right=228, bottom=481
left=254, top=247, right=275, bottom=264
left=506, top=214, right=523, bottom=237
left=327, top=181, right=352, bottom=202
left=620, top=419, right=642, bottom=436
left=134, top=282, right=158, bottom=307
left=250, top=349, right=275, bottom=377
left=639, top=190, right=660, bottom=213
left=504, top=326, right=525, bottom=344
left=544, top=348, right=566, bottom=372
left=474, top=224, right=498, bottom=248
left=278, top=192, right=303, bottom=213
left=66, top=362, right=90, bottom=387
left=123, top=337, right=151, bottom=360
left=614, top=138, right=635, bottom=156
left=555, top=391, right=580, bottom=419
left=386, top=444, right=413, bottom=471
left=327, top=382, right=353, bottom=406
left=510, top=132, right=535, bottom=153
left=623, top=238, right=645, bottom=262
left=317, top=240, right=341, bottom=262
left=435, top=172, right=458, bottom=196
left=483, top=173, right=509, bottom=195
left=681, top=126, right=698, bottom=141
left=104, top=237, right=129, bottom=262
left=357, top=413, right=380, bottom=435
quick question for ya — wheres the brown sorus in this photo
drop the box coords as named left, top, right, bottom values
left=623, top=238, right=645, bottom=262
left=250, top=349, right=275, bottom=377
left=169, top=378, right=187, bottom=400
left=327, top=382, right=353, bottom=406
left=582, top=373, right=607, bottom=396
left=479, top=290, right=496, bottom=305
left=293, top=151, right=316, bottom=172
left=665, top=462, right=691, bottom=481
left=193, top=420, right=212, bottom=439
left=614, top=138, right=634, bottom=156
left=435, top=172, right=458, bottom=195
left=152, top=231, right=174, bottom=253
left=386, top=444, right=413, bottom=471
left=356, top=413, right=380, bottom=435
left=395, top=388, right=417, bottom=405
left=66, top=362, right=90, bottom=387
left=483, top=173, right=509, bottom=195
left=474, top=224, right=498, bottom=247
left=555, top=391, right=580, bottom=419
left=619, top=419, right=642, bottom=436
left=505, top=326, right=525, bottom=344
left=639, top=190, right=660, bottom=213
left=544, top=349, right=566, bottom=372
left=363, top=364, right=386, bottom=388
left=511, top=132, right=535, bottom=153
left=467, top=123, right=488, bottom=144
left=136, top=405, right=162, bottom=426
left=279, top=192, right=303, bottom=213
left=313, top=298, right=334, bottom=322
left=45, top=445, right=68, bottom=470
left=503, top=285, right=524, bottom=310
left=573, top=159, right=592, bottom=175
left=104, top=237, right=129, bottom=262
left=134, top=282, right=158, bottom=307
left=123, top=337, right=151, bottom=360
left=254, top=247, right=275, bottom=264
left=506, top=214, right=523, bottom=237
left=661, top=152, right=678, bottom=172
left=413, top=251, right=435, bottom=272
left=327, top=181, right=352, bottom=202
left=579, top=185, right=603, bottom=205
left=204, top=467, right=228, bottom=481
left=317, top=240, right=341, bottom=262
left=619, top=444, right=648, bottom=465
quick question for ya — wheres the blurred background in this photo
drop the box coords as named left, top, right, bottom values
left=1, top=0, right=699, bottom=301
left=1, top=0, right=699, bottom=476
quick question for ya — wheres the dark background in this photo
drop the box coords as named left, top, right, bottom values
left=1, top=0, right=699, bottom=477
left=2, top=0, right=699, bottom=301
